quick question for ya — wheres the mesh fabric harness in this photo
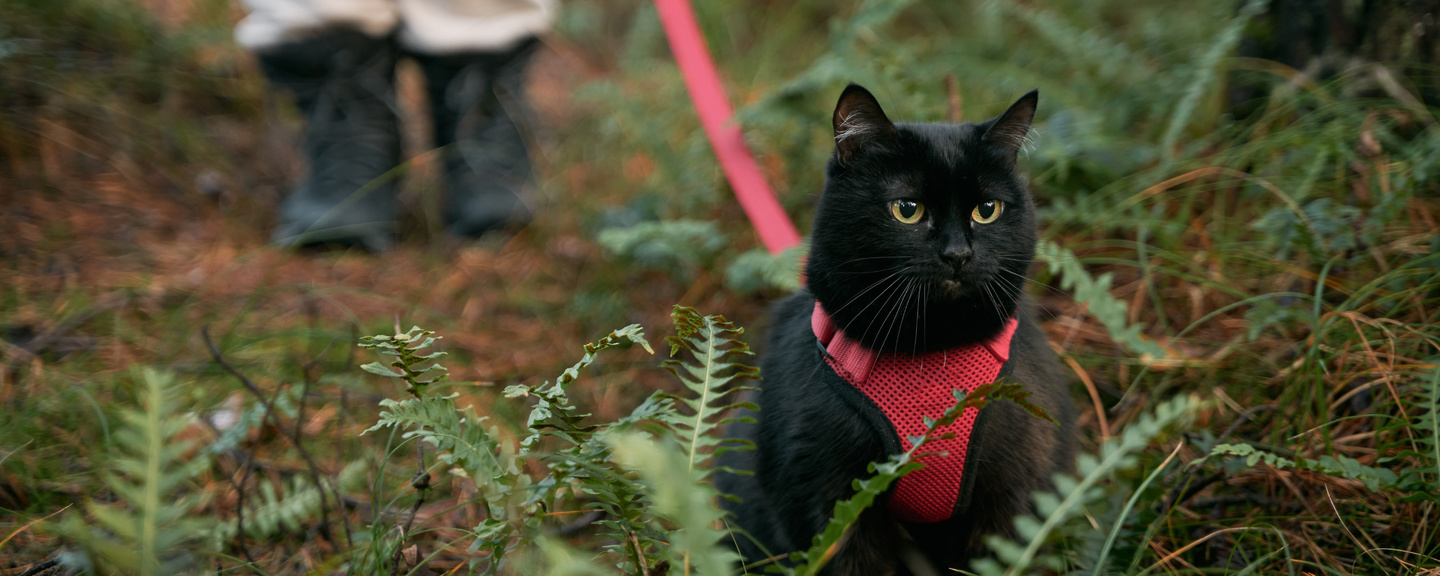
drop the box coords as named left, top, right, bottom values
left=811, top=302, right=1018, bottom=523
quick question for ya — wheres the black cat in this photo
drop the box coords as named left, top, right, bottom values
left=715, top=84, right=1077, bottom=575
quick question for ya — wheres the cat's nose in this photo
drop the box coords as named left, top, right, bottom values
left=941, top=246, right=973, bottom=268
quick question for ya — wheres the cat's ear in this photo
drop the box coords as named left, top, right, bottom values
left=832, top=83, right=897, bottom=164
left=981, top=89, right=1039, bottom=163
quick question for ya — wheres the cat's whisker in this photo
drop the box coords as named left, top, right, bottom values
left=843, top=273, right=908, bottom=339
left=830, top=267, right=913, bottom=318
left=831, top=263, right=912, bottom=276
left=868, top=278, right=916, bottom=378
left=922, top=283, right=929, bottom=354
left=838, top=255, right=911, bottom=264
left=994, top=266, right=1069, bottom=299
left=854, top=275, right=911, bottom=348
left=912, top=281, right=923, bottom=358
left=829, top=268, right=908, bottom=317
left=989, top=275, right=1045, bottom=327
left=982, top=283, right=1004, bottom=327
left=887, top=278, right=918, bottom=355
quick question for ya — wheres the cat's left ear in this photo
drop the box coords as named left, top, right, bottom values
left=981, top=89, right=1039, bottom=163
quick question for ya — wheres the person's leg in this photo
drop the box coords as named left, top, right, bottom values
left=398, top=0, right=554, bottom=238
left=412, top=39, right=538, bottom=237
left=237, top=0, right=404, bottom=251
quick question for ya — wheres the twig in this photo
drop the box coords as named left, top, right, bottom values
left=202, top=326, right=337, bottom=546
left=629, top=530, right=652, bottom=576
left=234, top=449, right=256, bottom=563
left=17, top=559, right=59, bottom=576
left=291, top=338, right=355, bottom=547
left=393, top=443, right=432, bottom=576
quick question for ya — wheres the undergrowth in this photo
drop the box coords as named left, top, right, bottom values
left=2, top=0, right=1439, bottom=574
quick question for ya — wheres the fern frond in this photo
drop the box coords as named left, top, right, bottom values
left=362, top=394, right=513, bottom=482
left=724, top=245, right=805, bottom=294
left=505, top=324, right=653, bottom=449
left=1035, top=240, right=1170, bottom=361
left=1414, top=366, right=1440, bottom=497
left=205, top=387, right=302, bottom=455
left=359, top=326, right=449, bottom=397
left=758, top=0, right=922, bottom=100
left=608, top=432, right=738, bottom=576
left=206, top=475, right=326, bottom=547
left=659, top=305, right=760, bottom=479
left=58, top=368, right=213, bottom=575
left=1204, top=442, right=1400, bottom=492
left=974, top=394, right=1205, bottom=576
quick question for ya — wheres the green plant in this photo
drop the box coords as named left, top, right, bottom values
left=1035, top=240, right=1169, bottom=361
left=360, top=317, right=669, bottom=573
left=1199, top=442, right=1398, bottom=492
left=598, top=219, right=730, bottom=282
left=355, top=310, right=1066, bottom=576
left=972, top=395, right=1205, bottom=576
left=56, top=368, right=214, bottom=575
left=360, top=326, right=451, bottom=398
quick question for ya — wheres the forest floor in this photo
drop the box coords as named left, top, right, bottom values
left=3, top=0, right=1439, bottom=574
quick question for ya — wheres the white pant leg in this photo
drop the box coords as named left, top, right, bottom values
left=395, top=0, right=555, bottom=54
left=235, top=0, right=400, bottom=50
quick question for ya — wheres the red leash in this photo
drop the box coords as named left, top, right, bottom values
left=654, top=0, right=802, bottom=255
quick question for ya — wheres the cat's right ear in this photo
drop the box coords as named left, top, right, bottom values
left=833, top=83, right=897, bottom=165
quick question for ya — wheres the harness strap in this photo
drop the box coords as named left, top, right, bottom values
left=812, top=303, right=1017, bottom=522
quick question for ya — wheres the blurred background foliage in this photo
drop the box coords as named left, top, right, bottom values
left=1, top=0, right=1438, bottom=573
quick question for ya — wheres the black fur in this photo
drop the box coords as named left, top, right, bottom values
left=715, top=85, right=1076, bottom=575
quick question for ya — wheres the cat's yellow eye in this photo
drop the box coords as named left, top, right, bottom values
left=890, top=199, right=925, bottom=224
left=971, top=200, right=1004, bottom=224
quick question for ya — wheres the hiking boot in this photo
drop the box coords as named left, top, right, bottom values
left=413, top=38, right=538, bottom=239
left=260, top=29, right=401, bottom=252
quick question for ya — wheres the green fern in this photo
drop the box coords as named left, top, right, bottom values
left=359, top=326, right=450, bottom=398
left=659, top=305, right=760, bottom=478
left=1203, top=442, right=1401, bottom=492
left=504, top=323, right=654, bottom=450
left=57, top=368, right=213, bottom=575
left=1035, top=240, right=1170, bottom=361
left=207, top=476, right=318, bottom=546
left=362, top=394, right=514, bottom=482
left=361, top=323, right=663, bottom=574
left=597, top=219, right=729, bottom=281
left=973, top=394, right=1205, bottom=576
left=531, top=536, right=616, bottom=576
left=756, top=0, right=922, bottom=101
left=205, top=461, right=366, bottom=550
left=724, top=245, right=805, bottom=295
left=608, top=432, right=739, bottom=576
left=1407, top=365, right=1440, bottom=498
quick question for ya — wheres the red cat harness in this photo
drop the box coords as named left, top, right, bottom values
left=811, top=303, right=1018, bottom=523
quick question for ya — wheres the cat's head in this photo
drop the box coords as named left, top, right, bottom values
left=807, top=83, right=1040, bottom=352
